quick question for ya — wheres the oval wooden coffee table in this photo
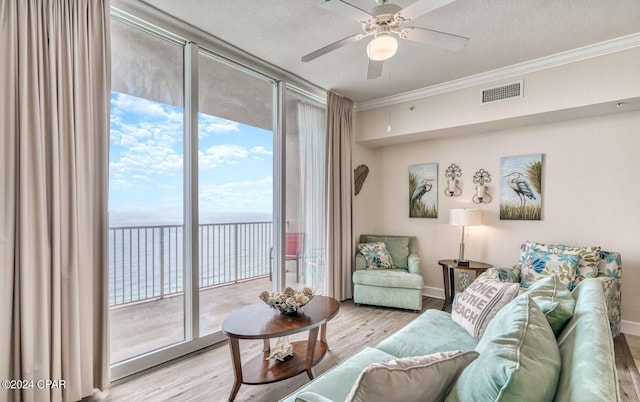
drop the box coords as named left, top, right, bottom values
left=221, top=295, right=340, bottom=401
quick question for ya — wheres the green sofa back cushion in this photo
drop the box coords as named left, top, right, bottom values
left=360, top=235, right=410, bottom=269
left=357, top=242, right=394, bottom=269
left=446, top=295, right=561, bottom=402
left=524, top=274, right=576, bottom=336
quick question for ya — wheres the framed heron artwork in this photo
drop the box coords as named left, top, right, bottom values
left=500, top=153, right=543, bottom=220
left=409, top=163, right=438, bottom=218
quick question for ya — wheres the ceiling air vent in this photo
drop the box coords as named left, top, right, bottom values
left=481, top=81, right=523, bottom=104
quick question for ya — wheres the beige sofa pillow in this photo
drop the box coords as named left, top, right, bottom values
left=345, top=350, right=479, bottom=402
left=451, top=273, right=520, bottom=339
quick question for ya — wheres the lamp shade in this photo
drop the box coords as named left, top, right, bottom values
left=449, top=209, right=481, bottom=226
left=366, top=34, right=398, bottom=61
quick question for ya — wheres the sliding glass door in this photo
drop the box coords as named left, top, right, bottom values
left=109, top=17, right=186, bottom=364
left=108, top=8, right=327, bottom=379
left=197, top=50, right=274, bottom=336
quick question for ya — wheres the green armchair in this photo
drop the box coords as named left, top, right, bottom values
left=353, top=235, right=423, bottom=311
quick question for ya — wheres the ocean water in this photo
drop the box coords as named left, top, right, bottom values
left=109, top=210, right=272, bottom=227
left=108, top=211, right=273, bottom=306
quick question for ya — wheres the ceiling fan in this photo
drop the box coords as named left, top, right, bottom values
left=301, top=0, right=469, bottom=79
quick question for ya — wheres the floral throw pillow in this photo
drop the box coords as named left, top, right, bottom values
left=358, top=242, right=394, bottom=269
left=520, top=250, right=580, bottom=289
left=520, top=241, right=601, bottom=287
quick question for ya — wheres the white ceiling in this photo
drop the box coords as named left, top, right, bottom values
left=139, top=0, right=640, bottom=104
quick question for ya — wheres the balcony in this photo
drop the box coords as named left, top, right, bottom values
left=109, top=221, right=317, bottom=363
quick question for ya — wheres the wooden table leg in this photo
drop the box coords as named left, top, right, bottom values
left=305, top=327, right=320, bottom=380
left=449, top=266, right=457, bottom=307
left=442, top=265, right=451, bottom=311
left=262, top=338, right=270, bottom=354
left=227, top=337, right=243, bottom=402
left=320, top=323, right=329, bottom=350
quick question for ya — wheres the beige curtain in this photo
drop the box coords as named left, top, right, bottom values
left=324, top=92, right=354, bottom=301
left=0, top=1, right=111, bottom=401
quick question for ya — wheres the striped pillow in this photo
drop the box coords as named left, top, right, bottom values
left=451, top=273, right=520, bottom=339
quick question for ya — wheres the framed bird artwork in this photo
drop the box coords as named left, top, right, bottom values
left=409, top=163, right=438, bottom=218
left=500, top=154, right=543, bottom=220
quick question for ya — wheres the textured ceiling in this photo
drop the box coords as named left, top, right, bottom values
left=139, top=0, right=640, bottom=103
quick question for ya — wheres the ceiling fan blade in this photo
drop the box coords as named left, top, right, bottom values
left=301, top=33, right=363, bottom=62
left=401, top=27, right=469, bottom=50
left=395, top=0, right=456, bottom=22
left=321, top=0, right=373, bottom=23
left=366, top=59, right=383, bottom=80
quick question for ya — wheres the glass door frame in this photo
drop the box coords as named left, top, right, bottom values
left=109, top=5, right=325, bottom=381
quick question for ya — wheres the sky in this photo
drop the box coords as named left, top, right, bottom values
left=109, top=92, right=273, bottom=225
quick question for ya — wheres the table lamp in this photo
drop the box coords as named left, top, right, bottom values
left=449, top=209, right=481, bottom=266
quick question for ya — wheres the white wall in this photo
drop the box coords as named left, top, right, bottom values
left=356, top=46, right=640, bottom=146
left=353, top=110, right=640, bottom=327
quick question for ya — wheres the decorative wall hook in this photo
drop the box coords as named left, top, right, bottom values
left=472, top=169, right=492, bottom=204
left=444, top=163, right=462, bottom=197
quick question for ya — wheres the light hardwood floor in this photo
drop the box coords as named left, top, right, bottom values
left=100, top=297, right=640, bottom=402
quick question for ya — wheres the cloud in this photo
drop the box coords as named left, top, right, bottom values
left=111, top=92, right=170, bottom=120
left=199, top=115, right=240, bottom=136
left=109, top=171, right=132, bottom=188
left=200, top=176, right=273, bottom=210
left=109, top=91, right=273, bottom=213
left=250, top=146, right=272, bottom=155
left=199, top=145, right=249, bottom=169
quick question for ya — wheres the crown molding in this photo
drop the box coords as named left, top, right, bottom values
left=354, top=32, right=640, bottom=112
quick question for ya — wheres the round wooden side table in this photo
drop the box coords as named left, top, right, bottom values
left=221, top=295, right=340, bottom=401
left=437, top=259, right=492, bottom=311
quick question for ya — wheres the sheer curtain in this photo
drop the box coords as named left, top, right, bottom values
left=324, top=92, right=354, bottom=301
left=297, top=102, right=326, bottom=291
left=0, top=1, right=110, bottom=401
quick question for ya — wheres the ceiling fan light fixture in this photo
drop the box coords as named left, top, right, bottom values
left=366, top=34, right=398, bottom=61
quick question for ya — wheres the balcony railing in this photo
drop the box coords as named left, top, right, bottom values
left=108, top=221, right=273, bottom=306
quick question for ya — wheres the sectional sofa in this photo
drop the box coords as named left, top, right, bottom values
left=280, top=243, right=621, bottom=402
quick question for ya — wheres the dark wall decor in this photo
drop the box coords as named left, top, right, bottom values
left=444, top=163, right=462, bottom=197
left=354, top=164, right=369, bottom=196
left=472, top=168, right=492, bottom=204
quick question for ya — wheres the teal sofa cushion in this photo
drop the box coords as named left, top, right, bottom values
left=554, top=279, right=619, bottom=402
left=352, top=269, right=423, bottom=290
left=280, top=347, right=396, bottom=402
left=360, top=235, right=410, bottom=268
left=446, top=295, right=561, bottom=402
left=376, top=310, right=477, bottom=358
left=524, top=274, right=575, bottom=336
left=294, top=392, right=333, bottom=402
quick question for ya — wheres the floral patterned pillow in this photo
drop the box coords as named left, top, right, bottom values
left=358, top=242, right=394, bottom=270
left=486, top=265, right=521, bottom=283
left=520, top=241, right=601, bottom=287
left=520, top=250, right=580, bottom=289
